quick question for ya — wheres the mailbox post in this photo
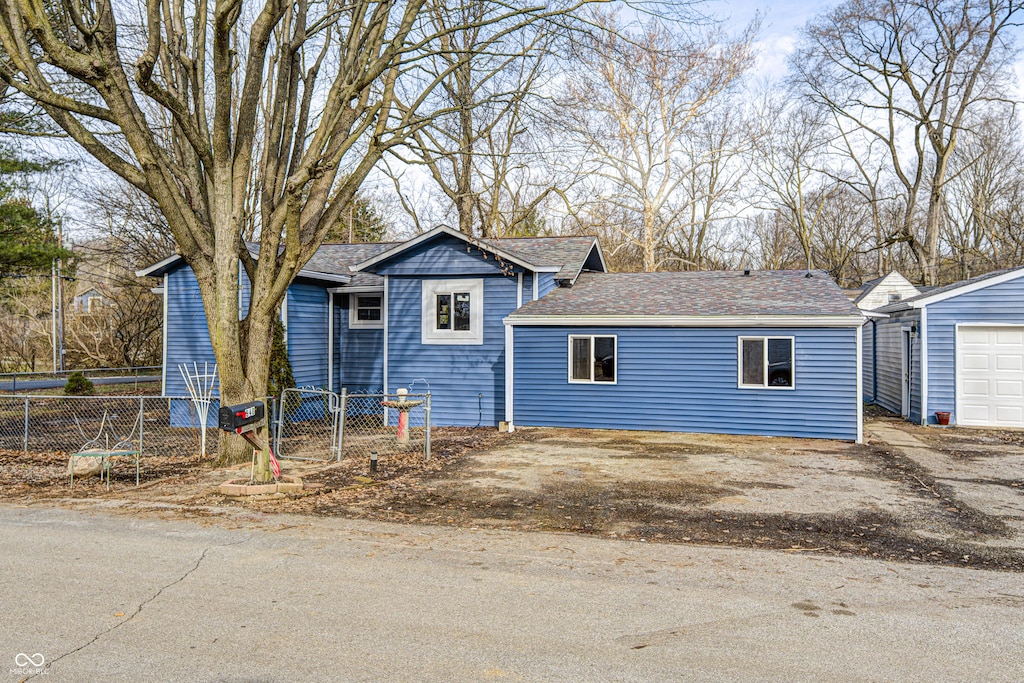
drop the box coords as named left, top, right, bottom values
left=218, top=401, right=273, bottom=483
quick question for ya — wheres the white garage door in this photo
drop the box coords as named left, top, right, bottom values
left=957, top=325, right=1024, bottom=427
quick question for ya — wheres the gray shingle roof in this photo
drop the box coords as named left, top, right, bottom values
left=876, top=266, right=1024, bottom=312
left=482, top=236, right=600, bottom=279
left=508, top=270, right=862, bottom=318
left=304, top=242, right=399, bottom=275
left=305, top=242, right=399, bottom=287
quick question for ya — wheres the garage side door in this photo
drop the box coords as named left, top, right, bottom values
left=957, top=325, right=1024, bottom=427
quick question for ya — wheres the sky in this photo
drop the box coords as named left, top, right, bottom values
left=706, top=0, right=1024, bottom=95
left=706, top=0, right=820, bottom=81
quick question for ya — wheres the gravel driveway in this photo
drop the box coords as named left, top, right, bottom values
left=4, top=414, right=1023, bottom=571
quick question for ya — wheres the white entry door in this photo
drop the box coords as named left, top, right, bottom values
left=957, top=325, right=1024, bottom=427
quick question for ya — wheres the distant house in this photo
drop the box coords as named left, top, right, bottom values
left=72, top=287, right=106, bottom=313
left=139, top=227, right=866, bottom=441
left=865, top=267, right=1024, bottom=427
left=852, top=271, right=922, bottom=311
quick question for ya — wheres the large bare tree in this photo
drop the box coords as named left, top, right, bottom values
left=385, top=1, right=568, bottom=237
left=0, top=0, right=575, bottom=464
left=749, top=95, right=836, bottom=272
left=558, top=10, right=754, bottom=271
left=793, top=0, right=1022, bottom=285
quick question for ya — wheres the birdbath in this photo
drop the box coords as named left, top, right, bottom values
left=381, top=388, right=424, bottom=445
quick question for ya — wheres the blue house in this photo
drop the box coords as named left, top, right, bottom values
left=140, top=227, right=866, bottom=441
left=866, top=267, right=1024, bottom=428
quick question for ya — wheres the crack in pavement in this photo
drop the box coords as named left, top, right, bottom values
left=27, top=536, right=252, bottom=680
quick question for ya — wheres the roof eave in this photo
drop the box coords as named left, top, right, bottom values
left=905, top=267, right=1024, bottom=308
left=294, top=270, right=352, bottom=285
left=136, top=254, right=183, bottom=278
left=503, top=314, right=866, bottom=328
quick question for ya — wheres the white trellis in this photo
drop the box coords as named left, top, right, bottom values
left=178, top=362, right=218, bottom=457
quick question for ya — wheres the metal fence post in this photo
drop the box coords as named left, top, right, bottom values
left=138, top=397, right=145, bottom=459
left=336, top=388, right=347, bottom=462
left=23, top=396, right=29, bottom=455
left=269, top=395, right=279, bottom=456
left=424, top=393, right=431, bottom=461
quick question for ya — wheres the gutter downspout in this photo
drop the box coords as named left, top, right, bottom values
left=383, top=275, right=389, bottom=424
left=161, top=273, right=169, bottom=395
left=856, top=323, right=863, bottom=443
left=920, top=306, right=929, bottom=425
left=504, top=321, right=514, bottom=433
left=327, top=291, right=334, bottom=393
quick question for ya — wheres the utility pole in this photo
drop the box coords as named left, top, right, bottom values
left=56, top=222, right=66, bottom=372
left=51, top=259, right=57, bottom=371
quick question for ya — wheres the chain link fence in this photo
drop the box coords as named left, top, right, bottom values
left=271, top=389, right=431, bottom=462
left=0, top=389, right=431, bottom=466
left=0, top=395, right=217, bottom=458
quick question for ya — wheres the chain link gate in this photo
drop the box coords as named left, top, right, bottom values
left=271, top=388, right=431, bottom=462
left=336, top=391, right=431, bottom=462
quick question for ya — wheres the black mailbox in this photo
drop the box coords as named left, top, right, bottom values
left=218, top=401, right=265, bottom=432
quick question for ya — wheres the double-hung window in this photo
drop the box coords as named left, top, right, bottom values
left=421, top=279, right=484, bottom=344
left=738, top=337, right=794, bottom=388
left=568, top=335, right=617, bottom=384
left=349, top=294, right=383, bottom=329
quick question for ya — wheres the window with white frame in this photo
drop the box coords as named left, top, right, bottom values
left=568, top=335, right=617, bottom=384
left=349, top=293, right=383, bottom=329
left=421, top=279, right=484, bottom=344
left=738, top=337, right=794, bottom=388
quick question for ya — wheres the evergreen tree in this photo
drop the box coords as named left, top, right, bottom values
left=0, top=149, right=70, bottom=276
left=323, top=194, right=389, bottom=243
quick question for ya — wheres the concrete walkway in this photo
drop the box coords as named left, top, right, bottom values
left=867, top=422, right=1024, bottom=548
left=2, top=504, right=1024, bottom=682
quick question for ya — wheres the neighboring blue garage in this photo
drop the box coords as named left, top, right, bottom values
left=869, top=267, right=1024, bottom=427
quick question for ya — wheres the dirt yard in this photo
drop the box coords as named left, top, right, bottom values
left=2, top=411, right=1022, bottom=572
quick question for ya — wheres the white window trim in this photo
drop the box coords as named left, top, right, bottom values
left=349, top=292, right=384, bottom=329
left=421, top=278, right=484, bottom=345
left=567, top=334, right=618, bottom=385
left=737, top=336, right=795, bottom=390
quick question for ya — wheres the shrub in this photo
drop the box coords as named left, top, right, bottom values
left=64, top=371, right=94, bottom=395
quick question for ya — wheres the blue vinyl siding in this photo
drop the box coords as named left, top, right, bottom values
left=375, top=235, right=520, bottom=276
left=522, top=272, right=534, bottom=304
left=862, top=321, right=874, bottom=402
left=873, top=310, right=922, bottom=421
left=286, top=283, right=329, bottom=388
left=335, top=295, right=384, bottom=393
left=163, top=265, right=330, bottom=394
left=386, top=274, right=516, bottom=426
left=239, top=269, right=251, bottom=318
left=924, top=275, right=1024, bottom=424
left=163, top=266, right=218, bottom=427
left=513, top=326, right=859, bottom=441
left=164, top=266, right=217, bottom=398
left=537, top=273, right=557, bottom=297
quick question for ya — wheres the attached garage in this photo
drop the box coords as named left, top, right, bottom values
left=872, top=266, right=1024, bottom=427
left=957, top=325, right=1024, bottom=427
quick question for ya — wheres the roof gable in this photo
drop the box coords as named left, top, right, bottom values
left=352, top=226, right=544, bottom=273
left=854, top=271, right=921, bottom=309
